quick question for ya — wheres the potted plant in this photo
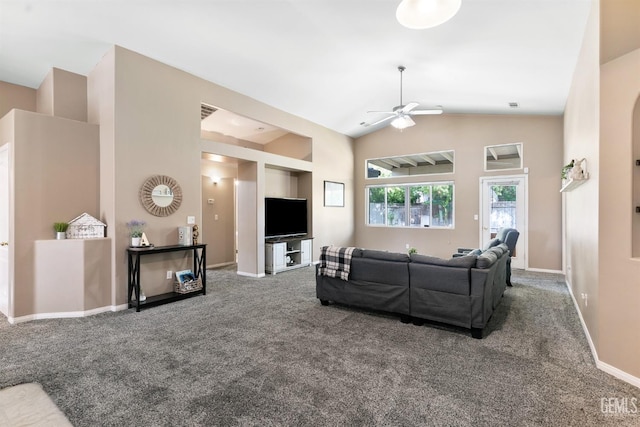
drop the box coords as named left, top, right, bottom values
left=53, top=222, right=68, bottom=240
left=126, top=219, right=146, bottom=247
left=561, top=160, right=574, bottom=181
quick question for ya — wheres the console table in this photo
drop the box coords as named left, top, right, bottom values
left=127, top=244, right=206, bottom=312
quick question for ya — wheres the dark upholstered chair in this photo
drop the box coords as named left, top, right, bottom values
left=495, top=228, right=519, bottom=259
left=454, top=227, right=520, bottom=286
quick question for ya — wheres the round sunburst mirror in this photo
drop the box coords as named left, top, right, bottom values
left=139, top=175, right=183, bottom=217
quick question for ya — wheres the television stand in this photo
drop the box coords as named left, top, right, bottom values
left=265, top=236, right=313, bottom=274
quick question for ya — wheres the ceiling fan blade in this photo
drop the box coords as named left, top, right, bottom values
left=408, top=108, right=443, bottom=115
left=400, top=102, right=419, bottom=113
left=366, top=110, right=395, bottom=115
left=368, top=115, right=397, bottom=127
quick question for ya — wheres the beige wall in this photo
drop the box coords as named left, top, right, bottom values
left=599, top=48, right=640, bottom=378
left=312, top=128, right=355, bottom=248
left=563, top=0, right=601, bottom=349
left=564, top=0, right=640, bottom=383
left=9, top=110, right=100, bottom=318
left=34, top=238, right=111, bottom=313
left=85, top=46, right=352, bottom=291
left=0, top=82, right=36, bottom=118
left=354, top=114, right=563, bottom=269
left=201, top=176, right=235, bottom=267
left=600, top=0, right=640, bottom=64
left=37, top=68, right=88, bottom=121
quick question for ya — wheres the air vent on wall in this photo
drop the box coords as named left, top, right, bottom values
left=201, top=104, right=217, bottom=120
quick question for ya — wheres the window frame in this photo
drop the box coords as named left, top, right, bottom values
left=366, top=150, right=455, bottom=180
left=365, top=181, right=455, bottom=229
left=484, top=143, right=523, bottom=172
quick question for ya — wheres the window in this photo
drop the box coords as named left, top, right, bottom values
left=484, top=143, right=523, bottom=171
left=366, top=182, right=454, bottom=228
left=367, top=150, right=454, bottom=179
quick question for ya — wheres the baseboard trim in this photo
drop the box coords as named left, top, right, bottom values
left=565, top=280, right=599, bottom=361
left=565, top=280, right=640, bottom=390
left=527, top=267, right=563, bottom=274
left=8, top=304, right=128, bottom=324
left=236, top=271, right=265, bottom=278
left=207, top=262, right=236, bottom=269
left=597, top=360, right=640, bottom=389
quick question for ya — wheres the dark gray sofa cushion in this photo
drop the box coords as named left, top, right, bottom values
left=350, top=257, right=410, bottom=287
left=409, top=263, right=472, bottom=295
left=410, top=253, right=477, bottom=268
left=316, top=274, right=410, bottom=315
left=362, top=249, right=410, bottom=263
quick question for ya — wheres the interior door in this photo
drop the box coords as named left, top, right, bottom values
left=0, top=144, right=9, bottom=316
left=480, top=176, right=526, bottom=269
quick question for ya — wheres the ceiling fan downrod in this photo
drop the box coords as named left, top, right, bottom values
left=398, top=65, right=406, bottom=108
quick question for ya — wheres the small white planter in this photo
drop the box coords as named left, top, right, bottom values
left=55, top=232, right=66, bottom=240
left=131, top=237, right=141, bottom=247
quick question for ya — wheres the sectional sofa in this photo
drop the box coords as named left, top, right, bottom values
left=316, top=244, right=509, bottom=338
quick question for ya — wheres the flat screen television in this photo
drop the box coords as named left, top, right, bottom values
left=265, top=197, right=308, bottom=239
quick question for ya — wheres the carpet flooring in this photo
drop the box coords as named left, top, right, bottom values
left=0, top=267, right=639, bottom=426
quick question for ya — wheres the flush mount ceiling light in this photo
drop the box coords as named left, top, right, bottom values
left=396, top=0, right=462, bottom=29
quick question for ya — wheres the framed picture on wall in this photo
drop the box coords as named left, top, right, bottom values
left=324, top=181, right=344, bottom=207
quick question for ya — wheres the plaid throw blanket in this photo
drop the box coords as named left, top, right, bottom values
left=318, top=246, right=356, bottom=280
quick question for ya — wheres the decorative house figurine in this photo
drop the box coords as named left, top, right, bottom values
left=569, top=158, right=587, bottom=180
left=66, top=213, right=107, bottom=239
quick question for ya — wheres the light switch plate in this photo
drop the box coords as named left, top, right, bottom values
left=187, top=216, right=195, bottom=224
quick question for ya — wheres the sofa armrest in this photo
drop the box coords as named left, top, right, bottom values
left=457, top=247, right=474, bottom=254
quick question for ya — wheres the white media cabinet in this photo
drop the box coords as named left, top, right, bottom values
left=265, top=237, right=313, bottom=274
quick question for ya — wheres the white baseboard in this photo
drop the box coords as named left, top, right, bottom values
left=236, top=271, right=265, bottom=278
left=565, top=280, right=599, bottom=361
left=526, top=267, right=564, bottom=274
left=565, top=280, right=640, bottom=390
left=597, top=360, right=640, bottom=389
left=8, top=304, right=128, bottom=324
left=207, top=262, right=236, bottom=269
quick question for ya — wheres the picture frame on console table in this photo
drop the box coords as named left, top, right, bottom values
left=324, top=180, right=344, bottom=207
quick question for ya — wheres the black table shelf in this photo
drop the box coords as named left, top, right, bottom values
left=127, top=244, right=207, bottom=312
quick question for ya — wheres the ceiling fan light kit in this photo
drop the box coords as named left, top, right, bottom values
left=396, top=0, right=462, bottom=30
left=391, top=115, right=416, bottom=130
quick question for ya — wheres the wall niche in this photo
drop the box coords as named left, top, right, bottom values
left=633, top=95, right=640, bottom=258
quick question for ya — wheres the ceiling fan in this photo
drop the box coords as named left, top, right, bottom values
left=364, top=65, right=443, bottom=130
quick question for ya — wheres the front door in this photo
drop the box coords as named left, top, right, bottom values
left=480, top=176, right=526, bottom=269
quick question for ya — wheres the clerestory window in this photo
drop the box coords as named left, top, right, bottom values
left=366, top=150, right=454, bottom=179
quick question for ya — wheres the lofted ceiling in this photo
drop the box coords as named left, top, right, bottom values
left=1, top=0, right=592, bottom=139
